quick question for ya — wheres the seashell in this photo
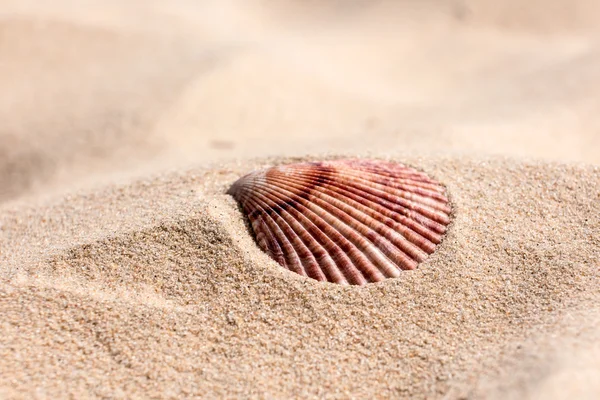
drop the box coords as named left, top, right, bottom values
left=228, top=159, right=451, bottom=285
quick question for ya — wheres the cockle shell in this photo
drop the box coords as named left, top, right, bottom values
left=228, top=159, right=451, bottom=285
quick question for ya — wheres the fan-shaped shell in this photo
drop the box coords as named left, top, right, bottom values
left=228, top=159, right=451, bottom=285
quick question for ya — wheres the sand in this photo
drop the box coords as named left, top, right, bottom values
left=1, top=1, right=599, bottom=399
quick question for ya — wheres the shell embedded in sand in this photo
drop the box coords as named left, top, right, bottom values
left=228, top=159, right=451, bottom=285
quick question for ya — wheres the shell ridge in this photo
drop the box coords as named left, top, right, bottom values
left=313, top=166, right=446, bottom=197
left=324, top=162, right=440, bottom=192
left=311, top=169, right=450, bottom=213
left=262, top=175, right=402, bottom=278
left=279, top=168, right=450, bottom=220
left=232, top=175, right=329, bottom=280
left=342, top=160, right=433, bottom=181
left=244, top=196, right=308, bottom=277
left=246, top=188, right=347, bottom=283
left=296, top=166, right=442, bottom=193
left=331, top=177, right=451, bottom=228
left=269, top=172, right=437, bottom=250
left=307, top=181, right=439, bottom=253
left=326, top=160, right=430, bottom=181
left=256, top=179, right=384, bottom=283
left=283, top=173, right=446, bottom=243
left=248, top=184, right=360, bottom=284
left=254, top=180, right=375, bottom=283
left=245, top=200, right=287, bottom=267
left=268, top=173, right=415, bottom=272
left=282, top=168, right=449, bottom=209
left=268, top=173, right=428, bottom=266
left=279, top=169, right=449, bottom=234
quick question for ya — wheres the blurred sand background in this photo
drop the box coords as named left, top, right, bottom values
left=1, top=1, right=599, bottom=398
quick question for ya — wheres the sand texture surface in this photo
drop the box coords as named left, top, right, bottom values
left=1, top=1, right=599, bottom=399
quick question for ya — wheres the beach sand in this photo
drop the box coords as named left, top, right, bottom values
left=1, top=1, right=599, bottom=399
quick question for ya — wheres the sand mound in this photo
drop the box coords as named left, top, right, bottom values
left=2, top=156, right=598, bottom=398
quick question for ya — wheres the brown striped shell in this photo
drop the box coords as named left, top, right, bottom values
left=228, top=159, right=451, bottom=285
